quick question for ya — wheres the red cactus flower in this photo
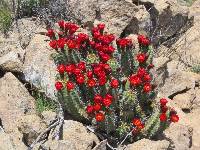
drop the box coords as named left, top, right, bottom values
left=117, top=38, right=132, bottom=48
left=132, top=118, right=142, bottom=126
left=97, top=23, right=105, bottom=31
left=98, top=77, right=107, bottom=86
left=143, top=73, right=151, bottom=82
left=66, top=81, right=75, bottom=91
left=137, top=123, right=145, bottom=130
left=95, top=112, right=105, bottom=122
left=58, top=20, right=65, bottom=29
left=66, top=39, right=77, bottom=49
left=57, top=64, right=65, bottom=74
left=160, top=113, right=167, bottom=122
left=161, top=105, right=168, bottom=113
left=94, top=94, right=103, bottom=103
left=129, top=75, right=142, bottom=86
left=138, top=35, right=150, bottom=46
left=87, top=70, right=93, bottom=79
left=87, top=78, right=96, bottom=87
left=73, top=68, right=82, bottom=76
left=46, top=29, right=55, bottom=38
left=170, top=114, right=179, bottom=122
left=65, top=64, right=76, bottom=74
left=77, top=33, right=89, bottom=42
left=137, top=67, right=146, bottom=78
left=143, top=83, right=152, bottom=93
left=105, top=94, right=113, bottom=100
left=57, top=38, right=65, bottom=49
left=137, top=53, right=147, bottom=63
left=99, top=52, right=111, bottom=62
left=110, top=79, right=119, bottom=88
left=77, top=61, right=86, bottom=71
left=86, top=105, right=94, bottom=114
left=160, top=98, right=168, bottom=106
left=93, top=103, right=101, bottom=111
left=93, top=31, right=101, bottom=39
left=76, top=75, right=85, bottom=84
left=141, top=38, right=150, bottom=46
left=102, top=97, right=112, bottom=107
left=55, top=81, right=63, bottom=90
left=49, top=40, right=57, bottom=49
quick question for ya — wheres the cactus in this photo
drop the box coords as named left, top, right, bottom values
left=47, top=21, right=179, bottom=145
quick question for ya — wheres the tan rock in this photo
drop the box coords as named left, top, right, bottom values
left=0, top=131, right=15, bottom=150
left=0, top=49, right=25, bottom=72
left=63, top=120, right=99, bottom=150
left=180, top=108, right=200, bottom=149
left=41, top=111, right=57, bottom=125
left=159, top=71, right=200, bottom=98
left=125, top=139, right=170, bottom=150
left=17, top=114, right=47, bottom=146
left=0, top=73, right=35, bottom=133
left=164, top=123, right=192, bottom=150
left=43, top=139, right=77, bottom=150
left=96, top=0, right=150, bottom=37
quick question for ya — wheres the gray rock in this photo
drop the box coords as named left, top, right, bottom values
left=23, top=31, right=57, bottom=100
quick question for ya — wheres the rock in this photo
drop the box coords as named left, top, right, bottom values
left=23, top=30, right=57, bottom=100
left=17, top=114, right=47, bottom=146
left=0, top=49, right=25, bottom=72
left=158, top=70, right=200, bottom=98
left=164, top=123, right=192, bottom=150
left=180, top=108, right=200, bottom=149
left=134, top=0, right=191, bottom=46
left=92, top=140, right=107, bottom=150
left=124, top=139, right=170, bottom=150
left=0, top=73, right=35, bottom=133
left=157, top=0, right=200, bottom=65
left=41, top=111, right=57, bottom=125
left=0, top=131, right=15, bottom=150
left=172, top=89, right=197, bottom=110
left=96, top=0, right=150, bottom=37
left=42, top=139, right=77, bottom=150
left=63, top=120, right=99, bottom=150
left=0, top=129, right=27, bottom=150
left=67, top=0, right=98, bottom=24
left=0, top=18, right=41, bottom=57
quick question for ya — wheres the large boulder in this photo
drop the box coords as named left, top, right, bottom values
left=157, top=0, right=200, bottom=65
left=133, top=0, right=192, bottom=47
left=0, top=72, right=35, bottom=133
left=66, top=0, right=150, bottom=37
left=23, top=29, right=57, bottom=100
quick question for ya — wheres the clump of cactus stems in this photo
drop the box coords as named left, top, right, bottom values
left=47, top=21, right=179, bottom=146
